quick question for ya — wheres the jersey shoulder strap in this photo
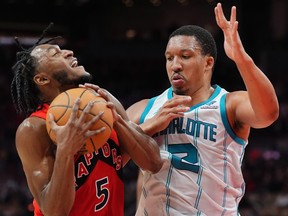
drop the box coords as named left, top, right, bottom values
left=30, top=104, right=49, bottom=119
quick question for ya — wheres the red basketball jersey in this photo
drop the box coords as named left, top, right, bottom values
left=30, top=104, right=124, bottom=216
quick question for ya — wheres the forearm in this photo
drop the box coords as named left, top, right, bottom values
left=137, top=118, right=158, bottom=137
left=41, top=149, right=75, bottom=216
left=236, top=54, right=279, bottom=120
left=114, top=116, right=162, bottom=173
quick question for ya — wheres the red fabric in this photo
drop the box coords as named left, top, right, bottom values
left=30, top=104, right=49, bottom=119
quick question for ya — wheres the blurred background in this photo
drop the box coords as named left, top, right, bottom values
left=0, top=0, right=287, bottom=215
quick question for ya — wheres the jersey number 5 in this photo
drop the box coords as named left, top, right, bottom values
left=95, top=177, right=109, bottom=212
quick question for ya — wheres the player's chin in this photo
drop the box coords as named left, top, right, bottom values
left=73, top=66, right=91, bottom=77
left=73, top=65, right=87, bottom=73
left=171, top=86, right=186, bottom=95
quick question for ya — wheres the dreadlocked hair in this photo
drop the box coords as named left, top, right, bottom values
left=11, top=22, right=61, bottom=117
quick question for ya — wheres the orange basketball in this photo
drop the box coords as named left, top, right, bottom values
left=46, top=87, right=113, bottom=154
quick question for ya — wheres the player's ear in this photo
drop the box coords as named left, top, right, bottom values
left=34, top=73, right=50, bottom=85
left=204, top=56, right=214, bottom=73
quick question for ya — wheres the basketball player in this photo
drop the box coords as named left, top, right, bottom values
left=10, top=26, right=163, bottom=215
left=127, top=3, right=279, bottom=215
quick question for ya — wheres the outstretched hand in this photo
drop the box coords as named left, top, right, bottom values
left=214, top=3, right=246, bottom=62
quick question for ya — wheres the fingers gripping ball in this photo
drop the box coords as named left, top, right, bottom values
left=46, top=88, right=113, bottom=154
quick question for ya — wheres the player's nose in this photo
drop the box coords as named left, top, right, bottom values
left=62, top=49, right=74, bottom=58
left=171, top=57, right=182, bottom=72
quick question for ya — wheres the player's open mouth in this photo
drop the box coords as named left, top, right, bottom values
left=71, top=59, right=78, bottom=67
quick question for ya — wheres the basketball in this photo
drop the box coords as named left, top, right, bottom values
left=46, top=87, right=113, bottom=154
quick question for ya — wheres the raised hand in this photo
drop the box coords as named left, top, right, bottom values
left=214, top=3, right=246, bottom=62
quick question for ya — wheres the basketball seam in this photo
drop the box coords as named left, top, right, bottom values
left=48, top=105, right=112, bottom=130
left=47, top=88, right=112, bottom=151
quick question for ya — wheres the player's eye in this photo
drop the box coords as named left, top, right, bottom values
left=166, top=56, right=173, bottom=61
left=52, top=51, right=60, bottom=56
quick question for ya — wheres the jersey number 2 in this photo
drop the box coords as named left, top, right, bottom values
left=168, top=143, right=200, bottom=173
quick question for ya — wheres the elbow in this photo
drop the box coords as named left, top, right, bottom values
left=258, top=103, right=279, bottom=128
left=135, top=152, right=163, bottom=174
left=146, top=156, right=163, bottom=174
left=271, top=107, right=280, bottom=123
left=151, top=160, right=163, bottom=174
left=148, top=145, right=163, bottom=174
left=267, top=101, right=280, bottom=125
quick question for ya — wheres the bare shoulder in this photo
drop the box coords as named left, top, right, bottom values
left=225, top=90, right=248, bottom=108
left=16, top=116, right=55, bottom=165
left=17, top=116, right=45, bottom=134
left=16, top=116, right=48, bottom=143
left=126, top=99, right=149, bottom=123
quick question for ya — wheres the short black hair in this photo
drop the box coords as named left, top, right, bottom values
left=11, top=23, right=59, bottom=117
left=169, top=25, right=217, bottom=64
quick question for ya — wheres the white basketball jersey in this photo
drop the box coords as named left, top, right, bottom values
left=136, top=85, right=247, bottom=216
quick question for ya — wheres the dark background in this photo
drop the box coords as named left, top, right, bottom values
left=0, top=0, right=288, bottom=215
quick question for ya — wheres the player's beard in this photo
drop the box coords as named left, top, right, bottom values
left=52, top=70, right=93, bottom=86
left=172, top=87, right=187, bottom=96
